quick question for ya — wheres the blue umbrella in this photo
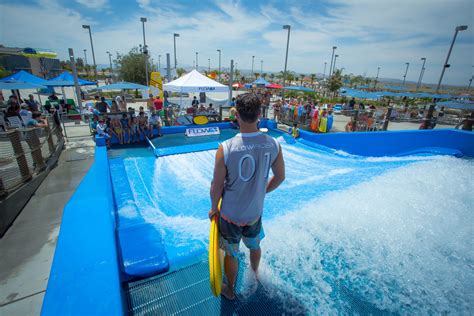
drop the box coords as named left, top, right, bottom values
left=436, top=100, right=474, bottom=111
left=284, top=86, right=313, bottom=92
left=98, top=82, right=150, bottom=90
left=0, top=81, right=47, bottom=90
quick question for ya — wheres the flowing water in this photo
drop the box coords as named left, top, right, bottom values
left=112, top=138, right=474, bottom=314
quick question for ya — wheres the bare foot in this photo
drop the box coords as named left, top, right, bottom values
left=221, top=284, right=235, bottom=300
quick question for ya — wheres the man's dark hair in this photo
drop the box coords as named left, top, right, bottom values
left=32, top=112, right=42, bottom=118
left=101, top=97, right=106, bottom=101
left=236, top=93, right=261, bottom=123
left=293, top=122, right=298, bottom=127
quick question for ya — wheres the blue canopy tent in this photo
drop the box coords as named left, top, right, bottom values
left=284, top=86, right=313, bottom=92
left=0, top=81, right=46, bottom=90
left=0, top=70, right=49, bottom=85
left=47, top=71, right=96, bottom=87
left=98, top=82, right=149, bottom=90
left=436, top=100, right=474, bottom=111
left=252, top=78, right=270, bottom=86
left=0, top=70, right=51, bottom=104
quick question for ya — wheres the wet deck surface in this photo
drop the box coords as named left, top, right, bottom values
left=0, top=136, right=95, bottom=315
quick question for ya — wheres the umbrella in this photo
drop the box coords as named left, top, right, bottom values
left=47, top=71, right=96, bottom=86
left=232, top=82, right=243, bottom=89
left=284, top=86, right=313, bottom=92
left=0, top=81, right=47, bottom=90
left=98, top=82, right=150, bottom=90
left=266, top=83, right=283, bottom=89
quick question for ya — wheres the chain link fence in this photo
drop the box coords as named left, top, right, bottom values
left=0, top=120, right=64, bottom=198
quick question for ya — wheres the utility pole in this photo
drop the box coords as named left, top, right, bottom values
left=140, top=17, right=149, bottom=86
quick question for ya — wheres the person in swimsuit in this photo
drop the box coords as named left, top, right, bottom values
left=138, top=111, right=148, bottom=141
left=130, top=115, right=139, bottom=143
left=121, top=113, right=131, bottom=144
left=209, top=93, right=285, bottom=300
left=108, top=117, right=123, bottom=144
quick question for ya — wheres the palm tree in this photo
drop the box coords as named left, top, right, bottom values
left=254, top=72, right=259, bottom=79
left=300, top=74, right=305, bottom=85
left=310, top=74, right=316, bottom=88
left=176, top=68, right=186, bottom=77
left=262, top=73, right=267, bottom=79
left=269, top=73, right=275, bottom=81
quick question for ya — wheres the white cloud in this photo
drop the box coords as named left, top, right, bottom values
left=75, top=0, right=108, bottom=9
left=0, top=0, right=472, bottom=85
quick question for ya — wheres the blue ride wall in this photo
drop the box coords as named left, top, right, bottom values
left=297, top=128, right=474, bottom=157
left=41, top=120, right=473, bottom=314
left=41, top=147, right=125, bottom=316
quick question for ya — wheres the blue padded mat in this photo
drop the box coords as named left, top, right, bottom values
left=154, top=141, right=220, bottom=157
left=109, top=159, right=169, bottom=279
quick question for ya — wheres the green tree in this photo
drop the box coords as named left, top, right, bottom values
left=0, top=65, right=12, bottom=78
left=299, top=74, right=305, bottom=85
left=176, top=67, right=186, bottom=77
left=262, top=73, right=267, bottom=79
left=254, top=72, right=259, bottom=79
left=234, top=69, right=241, bottom=78
left=116, top=47, right=156, bottom=85
left=269, top=73, right=275, bottom=81
left=310, top=74, right=316, bottom=87
left=327, top=69, right=343, bottom=93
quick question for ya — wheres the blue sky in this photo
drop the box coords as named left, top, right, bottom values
left=1, top=0, right=473, bottom=85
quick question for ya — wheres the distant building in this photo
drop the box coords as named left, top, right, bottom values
left=0, top=45, right=61, bottom=79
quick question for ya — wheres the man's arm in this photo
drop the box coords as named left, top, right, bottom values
left=266, top=147, right=285, bottom=193
left=209, top=145, right=226, bottom=219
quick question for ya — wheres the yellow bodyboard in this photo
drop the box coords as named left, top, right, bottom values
left=194, top=115, right=209, bottom=125
left=319, top=117, right=327, bottom=133
left=209, top=200, right=222, bottom=297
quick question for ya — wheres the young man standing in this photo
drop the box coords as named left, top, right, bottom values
left=209, top=93, right=285, bottom=300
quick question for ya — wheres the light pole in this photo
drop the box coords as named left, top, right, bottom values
left=332, top=54, right=339, bottom=75
left=158, top=54, right=161, bottom=71
left=374, top=66, right=380, bottom=90
left=401, top=62, right=409, bottom=89
left=208, top=58, right=210, bottom=73
left=260, top=60, right=263, bottom=76
left=251, top=55, right=255, bottom=78
left=173, top=33, right=179, bottom=69
left=422, top=25, right=468, bottom=130
left=106, top=51, right=113, bottom=81
left=140, top=17, right=149, bottom=86
left=82, top=25, right=97, bottom=79
left=436, top=25, right=468, bottom=93
left=83, top=49, right=88, bottom=76
left=323, top=62, right=327, bottom=79
left=282, top=24, right=291, bottom=97
left=217, top=49, right=221, bottom=81
left=468, top=77, right=473, bottom=91
left=416, top=57, right=427, bottom=91
left=195, top=52, right=198, bottom=70
left=329, top=46, right=337, bottom=77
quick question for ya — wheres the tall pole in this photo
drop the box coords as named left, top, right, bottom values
left=208, top=58, right=210, bottom=73
left=329, top=46, right=337, bottom=78
left=140, top=17, right=149, bottom=86
left=173, top=33, right=179, bottom=69
left=158, top=54, right=161, bottom=71
left=106, top=51, right=113, bottom=81
left=323, top=62, right=327, bottom=79
left=195, top=52, right=198, bottom=70
left=416, top=57, right=427, bottom=91
left=228, top=60, right=234, bottom=103
left=82, top=25, right=97, bottom=79
left=251, top=55, right=255, bottom=78
left=260, top=60, right=263, bottom=76
left=83, top=49, right=88, bottom=66
left=282, top=24, right=291, bottom=99
left=217, top=49, right=221, bottom=81
left=467, top=77, right=473, bottom=91
left=401, top=62, right=409, bottom=89
left=436, top=25, right=468, bottom=94
left=421, top=25, right=468, bottom=130
left=374, top=66, right=380, bottom=90
left=332, top=54, right=339, bottom=75
left=166, top=53, right=171, bottom=82
left=68, top=48, right=83, bottom=120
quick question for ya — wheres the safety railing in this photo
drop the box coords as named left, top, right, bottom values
left=0, top=120, right=64, bottom=198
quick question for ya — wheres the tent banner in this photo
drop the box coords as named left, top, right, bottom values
left=150, top=71, right=163, bottom=99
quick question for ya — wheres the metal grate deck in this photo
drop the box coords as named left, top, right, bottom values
left=125, top=260, right=308, bottom=315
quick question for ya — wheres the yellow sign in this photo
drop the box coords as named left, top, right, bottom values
left=150, top=71, right=163, bottom=99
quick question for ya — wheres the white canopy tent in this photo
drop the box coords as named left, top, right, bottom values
left=163, top=70, right=229, bottom=93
